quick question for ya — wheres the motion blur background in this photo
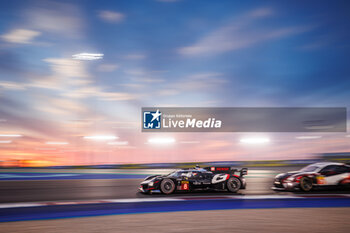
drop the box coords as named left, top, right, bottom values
left=1, top=1, right=350, bottom=232
left=0, top=0, right=350, bottom=167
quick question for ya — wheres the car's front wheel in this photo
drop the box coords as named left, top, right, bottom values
left=160, top=178, right=176, bottom=194
left=227, top=177, right=241, bottom=193
left=299, top=177, right=313, bottom=192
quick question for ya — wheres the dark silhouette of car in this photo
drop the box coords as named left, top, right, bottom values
left=139, top=166, right=247, bottom=194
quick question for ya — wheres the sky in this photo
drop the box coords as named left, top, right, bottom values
left=0, top=0, right=349, bottom=166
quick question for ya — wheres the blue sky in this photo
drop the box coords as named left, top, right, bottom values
left=0, top=0, right=349, bottom=165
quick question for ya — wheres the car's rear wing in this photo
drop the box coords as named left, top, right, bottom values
left=240, top=168, right=248, bottom=176
left=204, top=166, right=248, bottom=177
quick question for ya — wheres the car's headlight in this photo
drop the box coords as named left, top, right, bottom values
left=149, top=181, right=154, bottom=186
left=287, top=176, right=294, bottom=181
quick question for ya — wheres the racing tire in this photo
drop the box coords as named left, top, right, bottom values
left=299, top=177, right=313, bottom=192
left=338, top=180, right=350, bottom=190
left=226, top=177, right=241, bottom=193
left=160, top=178, right=176, bottom=194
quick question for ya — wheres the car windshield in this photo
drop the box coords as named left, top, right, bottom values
left=167, top=171, right=184, bottom=178
left=300, top=165, right=319, bottom=172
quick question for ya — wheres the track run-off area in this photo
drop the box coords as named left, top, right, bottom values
left=0, top=167, right=350, bottom=226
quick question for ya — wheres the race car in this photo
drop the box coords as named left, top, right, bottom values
left=139, top=166, right=248, bottom=194
left=272, top=162, right=350, bottom=192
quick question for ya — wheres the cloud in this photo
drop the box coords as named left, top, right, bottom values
left=178, top=7, right=311, bottom=56
left=41, top=56, right=138, bottom=102
left=0, top=81, right=26, bottom=90
left=1, top=29, right=41, bottom=44
left=124, top=54, right=146, bottom=60
left=72, top=53, right=104, bottom=61
left=158, top=89, right=180, bottom=96
left=26, top=1, right=83, bottom=38
left=149, top=72, right=226, bottom=102
left=124, top=69, right=166, bottom=82
left=124, top=70, right=147, bottom=76
left=32, top=57, right=92, bottom=91
left=43, top=58, right=89, bottom=79
left=119, top=83, right=144, bottom=89
left=96, top=92, right=137, bottom=101
left=61, top=86, right=137, bottom=101
left=34, top=97, right=89, bottom=117
left=0, top=96, right=71, bottom=140
left=27, top=77, right=66, bottom=90
left=132, top=77, right=164, bottom=83
left=97, top=64, right=119, bottom=72
left=98, top=10, right=125, bottom=23
left=175, top=73, right=226, bottom=91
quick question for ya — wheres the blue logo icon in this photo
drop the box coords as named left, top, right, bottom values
left=143, top=109, right=162, bottom=129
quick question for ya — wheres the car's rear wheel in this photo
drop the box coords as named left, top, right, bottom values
left=338, top=179, right=350, bottom=189
left=227, top=177, right=241, bottom=193
left=299, top=177, right=313, bottom=192
left=160, top=178, right=175, bottom=194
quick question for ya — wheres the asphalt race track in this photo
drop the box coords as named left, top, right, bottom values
left=1, top=166, right=350, bottom=233
left=1, top=166, right=350, bottom=203
left=0, top=167, right=272, bottom=203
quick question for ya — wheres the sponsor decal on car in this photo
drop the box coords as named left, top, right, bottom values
left=216, top=167, right=229, bottom=171
left=316, top=176, right=326, bottom=185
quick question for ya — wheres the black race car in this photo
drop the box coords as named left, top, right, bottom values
left=139, top=166, right=247, bottom=194
left=272, top=162, right=350, bottom=192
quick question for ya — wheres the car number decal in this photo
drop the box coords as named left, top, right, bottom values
left=181, top=181, right=189, bottom=190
